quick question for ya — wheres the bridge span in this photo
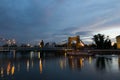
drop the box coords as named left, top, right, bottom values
left=0, top=47, right=73, bottom=52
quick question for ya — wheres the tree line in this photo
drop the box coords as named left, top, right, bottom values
left=0, top=33, right=117, bottom=49
left=92, top=33, right=117, bottom=49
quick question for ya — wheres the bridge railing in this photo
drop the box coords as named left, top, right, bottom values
left=0, top=47, right=73, bottom=51
left=0, top=47, right=10, bottom=51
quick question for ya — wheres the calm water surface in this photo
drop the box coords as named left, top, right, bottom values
left=0, top=52, right=120, bottom=80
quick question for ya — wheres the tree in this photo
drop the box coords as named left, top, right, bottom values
left=93, top=34, right=111, bottom=49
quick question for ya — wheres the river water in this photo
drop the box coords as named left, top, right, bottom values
left=0, top=52, right=120, bottom=80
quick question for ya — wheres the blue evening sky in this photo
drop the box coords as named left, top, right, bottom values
left=0, top=0, right=120, bottom=44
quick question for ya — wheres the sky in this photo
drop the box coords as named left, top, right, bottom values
left=0, top=0, right=120, bottom=44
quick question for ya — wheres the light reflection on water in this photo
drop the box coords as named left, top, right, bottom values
left=0, top=52, right=120, bottom=80
left=39, top=58, right=42, bottom=74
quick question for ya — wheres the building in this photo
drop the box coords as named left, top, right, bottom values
left=116, top=35, right=120, bottom=49
left=68, top=36, right=84, bottom=49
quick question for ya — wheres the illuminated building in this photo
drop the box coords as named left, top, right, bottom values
left=116, top=35, right=120, bottom=49
left=68, top=36, right=84, bottom=49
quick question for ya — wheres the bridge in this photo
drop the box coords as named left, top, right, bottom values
left=0, top=47, right=73, bottom=52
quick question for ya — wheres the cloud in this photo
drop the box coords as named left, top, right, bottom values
left=75, top=31, right=92, bottom=36
left=0, top=0, right=120, bottom=44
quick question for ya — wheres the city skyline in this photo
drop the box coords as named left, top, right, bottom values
left=0, top=0, right=120, bottom=44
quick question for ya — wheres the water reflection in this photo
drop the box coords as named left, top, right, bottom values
left=67, top=55, right=120, bottom=72
left=27, top=60, right=30, bottom=72
left=31, top=60, right=34, bottom=68
left=96, top=56, right=112, bottom=71
left=11, top=65, right=15, bottom=75
left=30, top=51, right=34, bottom=59
left=1, top=67, right=4, bottom=77
left=39, top=58, right=42, bottom=74
left=118, top=57, right=120, bottom=70
left=68, top=56, right=84, bottom=70
left=38, top=52, right=40, bottom=59
left=17, top=63, right=20, bottom=72
left=0, top=51, right=44, bottom=78
left=1, top=52, right=120, bottom=80
left=88, top=56, right=92, bottom=64
left=7, top=62, right=11, bottom=75
left=13, top=50, right=16, bottom=59
left=59, top=58, right=66, bottom=70
left=64, top=52, right=67, bottom=57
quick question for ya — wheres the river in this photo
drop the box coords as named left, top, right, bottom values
left=0, top=52, right=120, bottom=80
